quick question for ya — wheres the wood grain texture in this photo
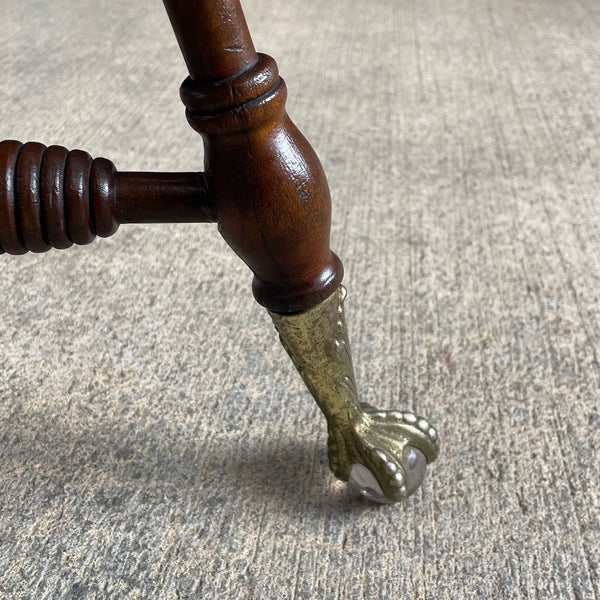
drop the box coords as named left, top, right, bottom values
left=168, top=0, right=343, bottom=313
left=1, top=0, right=343, bottom=313
left=0, top=0, right=599, bottom=599
left=0, top=140, right=216, bottom=253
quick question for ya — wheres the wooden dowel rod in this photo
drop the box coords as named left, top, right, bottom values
left=115, top=171, right=215, bottom=224
left=0, top=140, right=216, bottom=255
left=162, top=0, right=258, bottom=81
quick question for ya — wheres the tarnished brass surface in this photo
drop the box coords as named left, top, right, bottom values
left=269, top=286, right=440, bottom=503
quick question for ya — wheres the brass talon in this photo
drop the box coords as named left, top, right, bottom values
left=269, top=286, right=440, bottom=503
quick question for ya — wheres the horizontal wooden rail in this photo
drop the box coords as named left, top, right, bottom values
left=0, top=140, right=215, bottom=255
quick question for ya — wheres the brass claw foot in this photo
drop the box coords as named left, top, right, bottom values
left=269, top=286, right=440, bottom=504
left=328, top=404, right=439, bottom=503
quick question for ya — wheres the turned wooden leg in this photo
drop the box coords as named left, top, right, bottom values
left=0, top=0, right=440, bottom=503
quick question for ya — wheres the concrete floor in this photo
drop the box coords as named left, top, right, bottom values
left=1, top=0, right=599, bottom=598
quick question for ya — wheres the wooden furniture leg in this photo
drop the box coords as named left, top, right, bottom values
left=0, top=0, right=439, bottom=503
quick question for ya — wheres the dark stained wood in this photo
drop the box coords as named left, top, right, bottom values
left=1, top=0, right=343, bottom=313
left=0, top=140, right=27, bottom=255
left=115, top=171, right=214, bottom=224
left=169, top=0, right=343, bottom=312
left=0, top=140, right=216, bottom=254
left=16, top=142, right=49, bottom=253
left=42, top=144, right=72, bottom=249
left=65, top=149, right=95, bottom=246
left=162, top=0, right=257, bottom=82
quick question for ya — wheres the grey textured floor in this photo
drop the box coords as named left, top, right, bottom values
left=1, top=0, right=599, bottom=598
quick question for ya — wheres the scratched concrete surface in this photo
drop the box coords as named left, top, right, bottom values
left=0, top=0, right=599, bottom=598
